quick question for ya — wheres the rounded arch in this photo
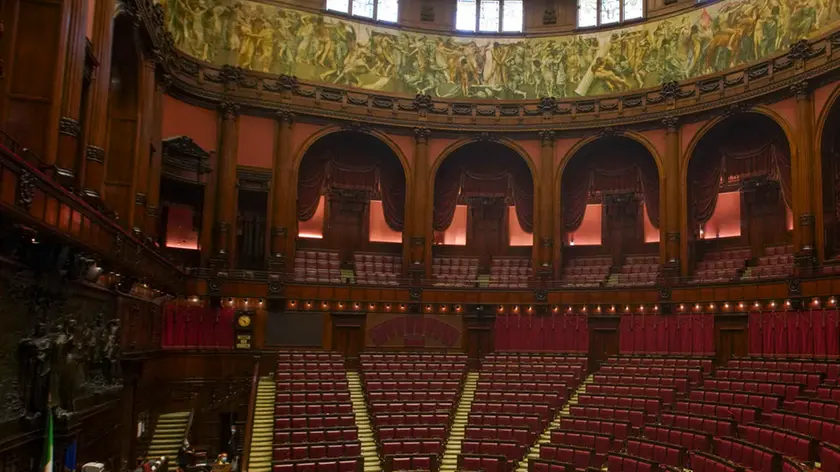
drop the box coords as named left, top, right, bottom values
left=814, top=84, right=840, bottom=260
left=813, top=83, right=840, bottom=161
left=554, top=131, right=664, bottom=190
left=429, top=136, right=539, bottom=191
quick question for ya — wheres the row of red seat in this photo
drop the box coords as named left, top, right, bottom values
left=469, top=412, right=544, bottom=433
left=625, top=438, right=685, bottom=468
left=765, top=410, right=840, bottom=445
left=376, top=425, right=446, bottom=441
left=713, top=437, right=779, bottom=472
left=276, top=381, right=349, bottom=392
left=736, top=423, right=817, bottom=462
left=360, top=362, right=466, bottom=372
left=569, top=405, right=646, bottom=428
left=368, top=401, right=453, bottom=413
left=528, top=459, right=574, bottom=472
left=275, top=403, right=352, bottom=416
left=557, top=417, right=631, bottom=441
left=539, top=444, right=595, bottom=469
left=461, top=440, right=525, bottom=460
left=362, top=371, right=463, bottom=381
left=276, top=392, right=351, bottom=404
left=363, top=380, right=460, bottom=392
left=822, top=443, right=840, bottom=472
left=472, top=402, right=552, bottom=418
left=585, top=385, right=675, bottom=405
left=818, top=386, right=840, bottom=402
left=371, top=412, right=450, bottom=426
left=380, top=439, right=440, bottom=456
left=476, top=381, right=570, bottom=394
left=726, top=358, right=840, bottom=380
left=606, top=356, right=713, bottom=373
left=689, top=451, right=740, bottom=472
left=577, top=393, right=662, bottom=416
left=360, top=352, right=467, bottom=361
left=484, top=353, right=587, bottom=364
left=701, top=378, right=801, bottom=402
left=273, top=442, right=361, bottom=461
left=641, top=425, right=711, bottom=453
left=673, top=400, right=759, bottom=424
left=458, top=454, right=507, bottom=472
left=474, top=391, right=566, bottom=407
left=789, top=397, right=840, bottom=421
left=606, top=452, right=661, bottom=472
left=367, top=391, right=456, bottom=403
left=465, top=426, right=533, bottom=443
left=277, top=362, right=344, bottom=372
left=592, top=374, right=690, bottom=393
left=481, top=363, right=586, bottom=374
left=659, top=412, right=735, bottom=437
left=278, top=352, right=343, bottom=362
left=599, top=365, right=702, bottom=384
left=274, top=428, right=358, bottom=445
left=276, top=372, right=346, bottom=381
left=688, top=389, right=781, bottom=412
left=480, top=372, right=580, bottom=386
left=549, top=429, right=615, bottom=459
left=383, top=455, right=437, bottom=472
left=715, top=368, right=822, bottom=390
left=275, top=415, right=355, bottom=430
left=272, top=458, right=362, bottom=472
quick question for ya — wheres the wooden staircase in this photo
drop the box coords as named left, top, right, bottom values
left=146, top=411, right=192, bottom=460
left=347, top=371, right=382, bottom=472
left=440, top=372, right=480, bottom=472
left=247, top=375, right=276, bottom=472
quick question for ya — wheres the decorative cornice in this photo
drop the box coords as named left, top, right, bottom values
left=538, top=97, right=557, bottom=113
left=661, top=116, right=679, bottom=132
left=58, top=117, right=81, bottom=137
left=538, top=130, right=555, bottom=147
left=343, top=121, right=372, bottom=133
left=476, top=132, right=499, bottom=142
left=276, top=109, right=294, bottom=124
left=413, top=128, right=431, bottom=144
left=791, top=80, right=810, bottom=101
left=219, top=101, right=240, bottom=119
left=412, top=94, right=432, bottom=112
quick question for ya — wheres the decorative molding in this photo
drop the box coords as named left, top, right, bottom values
left=658, top=287, right=672, bottom=300
left=538, top=130, right=556, bottom=147
left=17, top=171, right=35, bottom=211
left=534, top=289, right=548, bottom=302
left=134, top=193, right=147, bottom=206
left=113, top=234, right=124, bottom=257
left=788, top=278, right=802, bottom=296
left=476, top=132, right=499, bottom=142
left=420, top=4, right=435, bottom=21
left=268, top=280, right=284, bottom=294
left=409, top=287, right=422, bottom=300
left=271, top=226, right=288, bottom=237
left=237, top=166, right=272, bottom=192
left=540, top=237, right=553, bottom=248
left=208, top=278, right=221, bottom=292
left=789, top=40, right=812, bottom=61
left=597, top=126, right=622, bottom=138
left=276, top=108, right=294, bottom=123
left=410, top=236, right=425, bottom=247
left=799, top=213, right=816, bottom=226
left=85, top=145, right=105, bottom=163
left=413, top=127, right=431, bottom=144
left=342, top=121, right=372, bottom=133
left=666, top=231, right=680, bottom=242
left=146, top=205, right=159, bottom=217
left=58, top=117, right=81, bottom=137
left=538, top=97, right=557, bottom=113
left=661, top=116, right=679, bottom=132
left=412, top=94, right=433, bottom=112
left=790, top=80, right=810, bottom=101
left=219, top=101, right=240, bottom=119
left=542, top=8, right=557, bottom=25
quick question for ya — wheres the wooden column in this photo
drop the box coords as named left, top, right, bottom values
left=55, top=0, right=89, bottom=184
left=269, top=109, right=294, bottom=270
left=132, top=58, right=155, bottom=234
left=145, top=74, right=165, bottom=240
left=663, top=117, right=682, bottom=275
left=411, top=128, right=431, bottom=281
left=792, top=81, right=817, bottom=258
left=81, top=0, right=115, bottom=203
left=213, top=102, right=240, bottom=268
left=538, top=130, right=555, bottom=278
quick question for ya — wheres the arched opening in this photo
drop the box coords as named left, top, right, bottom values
left=821, top=100, right=840, bottom=264
left=559, top=136, right=661, bottom=288
left=686, top=113, right=794, bottom=283
left=294, top=131, right=407, bottom=285
left=431, top=141, right=534, bottom=288
left=104, top=15, right=141, bottom=224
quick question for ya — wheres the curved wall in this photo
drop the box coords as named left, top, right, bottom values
left=162, top=0, right=836, bottom=99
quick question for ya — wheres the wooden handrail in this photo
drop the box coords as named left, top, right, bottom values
left=241, top=356, right=261, bottom=471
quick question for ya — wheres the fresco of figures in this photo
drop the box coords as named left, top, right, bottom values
left=160, top=0, right=838, bottom=99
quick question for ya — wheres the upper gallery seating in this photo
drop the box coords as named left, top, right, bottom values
left=463, top=353, right=586, bottom=471
left=489, top=257, right=532, bottom=288
left=610, top=255, right=659, bottom=287
left=293, top=250, right=341, bottom=283
left=273, top=352, right=364, bottom=472
left=360, top=352, right=468, bottom=462
left=693, top=248, right=750, bottom=283
left=353, top=252, right=401, bottom=286
left=744, top=244, right=795, bottom=280
left=559, top=256, right=612, bottom=288
left=431, top=257, right=479, bottom=288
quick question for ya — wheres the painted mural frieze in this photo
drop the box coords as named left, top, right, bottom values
left=160, top=0, right=838, bottom=99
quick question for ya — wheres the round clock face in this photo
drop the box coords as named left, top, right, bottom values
left=238, top=315, right=252, bottom=327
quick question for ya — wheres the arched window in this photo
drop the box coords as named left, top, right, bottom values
left=456, top=0, right=523, bottom=33
left=326, top=0, right=399, bottom=22
left=577, top=0, right=642, bottom=28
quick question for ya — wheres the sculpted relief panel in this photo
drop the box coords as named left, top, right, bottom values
left=162, top=0, right=837, bottom=99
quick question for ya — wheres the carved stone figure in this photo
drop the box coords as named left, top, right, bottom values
left=102, top=320, right=121, bottom=384
left=51, top=320, right=80, bottom=414
left=18, top=322, right=52, bottom=418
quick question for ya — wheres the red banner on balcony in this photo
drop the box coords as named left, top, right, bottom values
left=365, top=314, right=462, bottom=349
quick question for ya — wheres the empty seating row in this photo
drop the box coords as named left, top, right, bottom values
left=713, top=437, right=779, bottom=472
left=276, top=392, right=351, bottom=404
left=549, top=429, right=615, bottom=458
left=469, top=413, right=543, bottom=432
left=476, top=381, right=570, bottom=394
left=431, top=274, right=478, bottom=287
left=625, top=438, right=686, bottom=468
left=482, top=363, right=586, bottom=374
left=563, top=265, right=610, bottom=276
left=688, top=389, right=781, bottom=412
left=376, top=425, right=446, bottom=440
left=458, top=454, right=507, bottom=472
left=818, top=386, right=840, bottom=402
left=714, top=369, right=822, bottom=390
left=275, top=403, right=352, bottom=416
left=432, top=257, right=479, bottom=266
left=473, top=390, right=566, bottom=408
left=702, top=379, right=801, bottom=401
left=585, top=385, right=675, bottom=405
left=274, top=442, right=361, bottom=461
left=727, top=358, right=840, bottom=380
left=360, top=362, right=465, bottom=372
left=272, top=458, right=362, bottom=472
left=368, top=401, right=453, bottom=413
left=480, top=372, right=579, bottom=386
left=592, top=374, right=690, bottom=393
left=599, top=365, right=702, bottom=384
left=821, top=443, right=840, bottom=472
left=354, top=252, right=400, bottom=263
left=557, top=417, right=631, bottom=440
left=367, top=391, right=456, bottom=403
left=383, top=455, right=436, bottom=472
left=277, top=362, right=344, bottom=372
left=278, top=352, right=343, bottom=362
left=702, top=248, right=751, bottom=261
left=606, top=452, right=661, bottom=472
left=432, top=265, right=479, bottom=275
left=275, top=415, right=355, bottom=430
left=659, top=412, right=736, bottom=436
left=528, top=459, right=574, bottom=472
left=380, top=439, right=441, bottom=456
left=362, top=371, right=463, bottom=381
left=364, top=380, right=460, bottom=391
left=673, top=401, right=759, bottom=424
left=538, top=444, right=595, bottom=470
left=472, top=402, right=552, bottom=418
left=483, top=353, right=587, bottom=363
left=606, top=356, right=713, bottom=373
left=736, top=423, right=817, bottom=462
left=579, top=391, right=667, bottom=413
left=372, top=412, right=450, bottom=426
left=465, top=426, right=533, bottom=443
left=610, top=272, right=658, bottom=287
left=789, top=398, right=840, bottom=421
left=619, top=264, right=659, bottom=274
left=461, top=440, right=525, bottom=460
left=697, top=259, right=746, bottom=271
left=360, top=353, right=467, bottom=362
left=276, top=372, right=346, bottom=382
left=569, top=405, right=645, bottom=428
left=276, top=381, right=349, bottom=392
left=688, top=452, right=740, bottom=472
left=566, top=256, right=613, bottom=267
left=274, top=428, right=358, bottom=444
left=641, top=425, right=711, bottom=453
left=765, top=410, right=840, bottom=445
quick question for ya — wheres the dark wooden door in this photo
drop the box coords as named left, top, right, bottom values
left=589, top=329, right=620, bottom=371
left=717, top=328, right=748, bottom=365
left=468, top=202, right=507, bottom=267
left=466, top=326, right=494, bottom=364
left=332, top=325, right=363, bottom=361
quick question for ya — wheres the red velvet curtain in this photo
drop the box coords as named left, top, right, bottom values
left=562, top=139, right=660, bottom=231
left=748, top=309, right=840, bottom=357
left=619, top=314, right=714, bottom=355
left=162, top=302, right=235, bottom=349
left=297, top=135, right=407, bottom=231
left=434, top=144, right=534, bottom=232
left=494, top=314, right=589, bottom=352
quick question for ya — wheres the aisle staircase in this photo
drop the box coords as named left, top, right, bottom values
left=347, top=371, right=382, bottom=472
left=247, top=375, right=276, bottom=472
left=516, top=373, right=595, bottom=472
left=146, top=411, right=191, bottom=459
left=440, top=372, right=480, bottom=472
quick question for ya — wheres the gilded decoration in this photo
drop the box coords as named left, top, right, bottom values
left=160, top=0, right=838, bottom=99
